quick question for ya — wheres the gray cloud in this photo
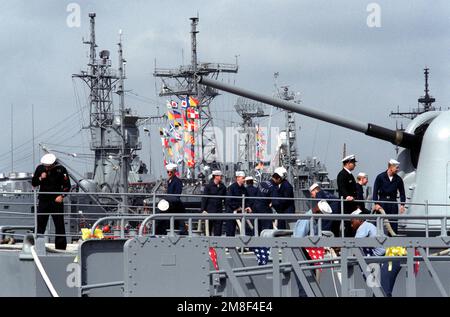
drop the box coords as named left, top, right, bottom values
left=0, top=0, right=448, bottom=182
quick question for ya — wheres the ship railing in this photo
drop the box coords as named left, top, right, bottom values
left=0, top=190, right=448, bottom=245
left=77, top=230, right=450, bottom=297
left=122, top=213, right=449, bottom=238
left=90, top=213, right=450, bottom=297
left=1, top=191, right=449, bottom=296
left=86, top=189, right=450, bottom=260
left=0, top=190, right=154, bottom=242
left=83, top=190, right=450, bottom=238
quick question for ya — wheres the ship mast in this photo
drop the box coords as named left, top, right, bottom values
left=390, top=67, right=438, bottom=121
left=154, top=16, right=238, bottom=179
left=189, top=17, right=198, bottom=178
left=117, top=31, right=128, bottom=210
left=73, top=13, right=139, bottom=203
left=234, top=98, right=268, bottom=173
left=76, top=12, right=118, bottom=190
left=274, top=82, right=300, bottom=184
left=10, top=104, right=13, bottom=173
left=418, top=67, right=436, bottom=112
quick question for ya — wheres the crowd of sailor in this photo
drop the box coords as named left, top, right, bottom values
left=158, top=156, right=406, bottom=296
left=31, top=152, right=405, bottom=296
left=158, top=155, right=405, bottom=239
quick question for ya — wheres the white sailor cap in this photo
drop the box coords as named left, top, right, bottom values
left=235, top=171, right=245, bottom=177
left=357, top=172, right=367, bottom=178
left=318, top=200, right=332, bottom=214
left=165, top=163, right=178, bottom=171
left=157, top=199, right=169, bottom=211
left=41, top=153, right=57, bottom=166
left=274, top=167, right=287, bottom=179
left=245, top=176, right=254, bottom=181
left=342, top=154, right=357, bottom=163
left=309, top=183, right=320, bottom=192
left=351, top=208, right=363, bottom=215
left=388, top=159, right=400, bottom=166
left=212, top=170, right=223, bottom=176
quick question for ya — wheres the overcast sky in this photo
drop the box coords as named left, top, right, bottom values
left=0, top=0, right=449, bottom=181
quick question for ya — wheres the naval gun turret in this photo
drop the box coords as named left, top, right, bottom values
left=197, top=76, right=450, bottom=233
left=198, top=76, right=420, bottom=150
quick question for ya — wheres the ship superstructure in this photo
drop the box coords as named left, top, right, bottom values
left=72, top=13, right=142, bottom=198
left=154, top=17, right=238, bottom=181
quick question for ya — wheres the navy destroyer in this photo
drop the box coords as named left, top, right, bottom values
left=0, top=13, right=449, bottom=298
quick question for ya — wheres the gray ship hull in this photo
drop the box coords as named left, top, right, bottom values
left=1, top=236, right=448, bottom=297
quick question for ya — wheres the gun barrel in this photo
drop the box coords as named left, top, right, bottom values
left=197, top=76, right=417, bottom=149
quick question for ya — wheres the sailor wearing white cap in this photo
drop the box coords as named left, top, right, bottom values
left=356, top=172, right=369, bottom=210
left=337, top=154, right=358, bottom=236
left=156, top=163, right=185, bottom=235
left=372, top=159, right=406, bottom=234
left=32, top=153, right=71, bottom=250
left=308, top=183, right=341, bottom=236
left=225, top=171, right=251, bottom=236
left=293, top=200, right=333, bottom=238
left=201, top=170, right=226, bottom=236
left=337, top=155, right=357, bottom=202
left=273, top=166, right=294, bottom=230
left=351, top=208, right=385, bottom=256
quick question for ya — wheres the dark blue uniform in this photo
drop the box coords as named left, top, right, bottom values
left=166, top=176, right=184, bottom=212
left=372, top=171, right=405, bottom=233
left=381, top=260, right=401, bottom=297
left=274, top=180, right=295, bottom=229
left=245, top=186, right=258, bottom=210
left=373, top=172, right=405, bottom=295
left=156, top=176, right=185, bottom=235
left=226, top=182, right=248, bottom=236
left=201, top=180, right=227, bottom=236
left=337, top=168, right=357, bottom=236
left=245, top=185, right=258, bottom=235
left=337, top=168, right=358, bottom=212
left=253, top=179, right=279, bottom=233
left=32, top=163, right=71, bottom=250
left=355, top=183, right=365, bottom=211
left=315, top=190, right=341, bottom=237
